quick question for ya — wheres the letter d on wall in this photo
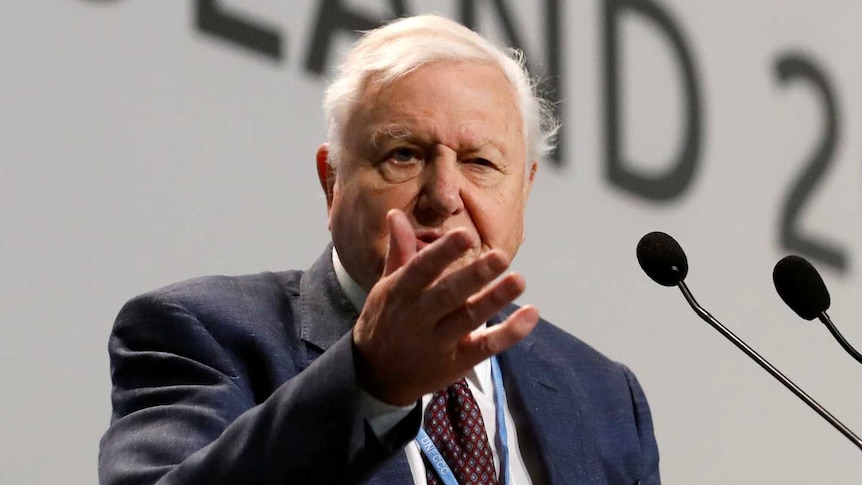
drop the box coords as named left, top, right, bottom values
left=603, top=0, right=703, bottom=202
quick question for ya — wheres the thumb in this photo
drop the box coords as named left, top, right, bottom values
left=382, top=209, right=416, bottom=276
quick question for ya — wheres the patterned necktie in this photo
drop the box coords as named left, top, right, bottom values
left=422, top=378, right=499, bottom=485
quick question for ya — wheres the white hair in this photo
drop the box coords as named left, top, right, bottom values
left=322, top=15, right=560, bottom=168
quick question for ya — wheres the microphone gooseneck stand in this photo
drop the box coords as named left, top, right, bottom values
left=818, top=312, right=862, bottom=365
left=677, top=280, right=862, bottom=451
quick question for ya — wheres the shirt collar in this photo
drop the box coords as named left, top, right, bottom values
left=332, top=247, right=368, bottom=312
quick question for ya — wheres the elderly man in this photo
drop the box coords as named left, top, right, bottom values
left=99, top=15, right=659, bottom=485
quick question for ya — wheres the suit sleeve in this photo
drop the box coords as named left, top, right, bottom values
left=98, top=293, right=419, bottom=485
left=621, top=364, right=661, bottom=485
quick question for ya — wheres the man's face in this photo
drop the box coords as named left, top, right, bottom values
left=319, top=61, right=536, bottom=292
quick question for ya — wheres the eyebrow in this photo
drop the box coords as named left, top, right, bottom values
left=370, top=124, right=413, bottom=149
left=368, top=122, right=505, bottom=157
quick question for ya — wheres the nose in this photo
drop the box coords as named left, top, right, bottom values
left=416, top=148, right=464, bottom=221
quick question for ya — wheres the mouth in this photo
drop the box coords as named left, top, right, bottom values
left=414, top=230, right=442, bottom=251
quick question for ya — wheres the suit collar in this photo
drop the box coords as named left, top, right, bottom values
left=297, top=244, right=360, bottom=352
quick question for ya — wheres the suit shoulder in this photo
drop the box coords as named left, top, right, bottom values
left=121, top=270, right=302, bottom=314
left=531, top=318, right=606, bottom=354
left=528, top=317, right=626, bottom=372
left=497, top=304, right=628, bottom=373
left=110, top=270, right=308, bottom=375
left=112, top=270, right=306, bottom=350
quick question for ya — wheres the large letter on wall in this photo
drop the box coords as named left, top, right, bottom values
left=774, top=53, right=847, bottom=272
left=305, top=0, right=408, bottom=74
left=196, top=0, right=283, bottom=61
left=603, top=0, right=702, bottom=202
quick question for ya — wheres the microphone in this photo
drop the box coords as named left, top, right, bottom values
left=637, top=231, right=862, bottom=451
left=773, top=255, right=830, bottom=320
left=773, top=255, right=862, bottom=364
left=636, top=231, right=688, bottom=286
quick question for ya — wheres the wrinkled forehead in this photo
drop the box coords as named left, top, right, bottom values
left=369, top=121, right=489, bottom=146
left=362, top=61, right=522, bottom=123
left=350, top=62, right=524, bottom=150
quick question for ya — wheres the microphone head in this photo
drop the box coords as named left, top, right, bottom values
left=773, top=255, right=830, bottom=320
left=637, top=231, right=689, bottom=287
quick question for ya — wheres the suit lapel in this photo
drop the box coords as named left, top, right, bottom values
left=295, top=247, right=415, bottom=483
left=295, top=245, right=359, bottom=367
left=493, top=312, right=601, bottom=485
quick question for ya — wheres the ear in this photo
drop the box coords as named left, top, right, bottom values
left=516, top=161, right=539, bottom=246
left=524, top=160, right=538, bottom=198
left=316, top=144, right=336, bottom=210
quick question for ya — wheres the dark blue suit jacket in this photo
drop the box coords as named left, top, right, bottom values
left=99, top=248, right=660, bottom=484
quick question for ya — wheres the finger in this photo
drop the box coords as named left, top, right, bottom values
left=382, top=209, right=416, bottom=277
left=397, top=228, right=476, bottom=294
left=419, top=249, right=510, bottom=319
left=458, top=305, right=539, bottom=364
left=437, top=272, right=527, bottom=341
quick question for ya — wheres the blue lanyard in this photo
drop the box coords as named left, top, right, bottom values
left=415, top=356, right=510, bottom=485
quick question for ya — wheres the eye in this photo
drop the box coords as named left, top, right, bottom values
left=378, top=146, right=423, bottom=183
left=390, top=147, right=420, bottom=164
left=465, top=157, right=498, bottom=170
left=461, top=156, right=506, bottom=187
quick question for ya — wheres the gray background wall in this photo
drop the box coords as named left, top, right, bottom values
left=4, top=1, right=862, bottom=483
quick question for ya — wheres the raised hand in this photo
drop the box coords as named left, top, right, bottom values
left=352, top=209, right=539, bottom=406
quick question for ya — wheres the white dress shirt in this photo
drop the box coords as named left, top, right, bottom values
left=332, top=249, right=535, bottom=485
